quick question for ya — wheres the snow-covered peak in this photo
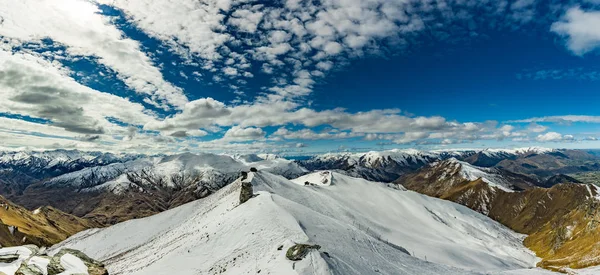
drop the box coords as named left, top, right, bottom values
left=430, top=158, right=515, bottom=192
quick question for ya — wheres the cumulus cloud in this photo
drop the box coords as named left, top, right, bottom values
left=0, top=50, right=155, bottom=135
left=0, top=0, right=188, bottom=109
left=95, top=0, right=551, bottom=102
left=0, top=0, right=594, bottom=153
left=223, top=126, right=266, bottom=141
left=536, top=132, right=574, bottom=142
left=552, top=7, right=600, bottom=55
left=527, top=123, right=548, bottom=133
left=144, top=98, right=231, bottom=132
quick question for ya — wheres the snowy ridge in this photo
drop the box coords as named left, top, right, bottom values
left=53, top=170, right=545, bottom=274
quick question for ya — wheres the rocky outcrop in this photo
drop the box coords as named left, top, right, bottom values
left=239, top=181, right=253, bottom=204
left=0, top=245, right=108, bottom=275
left=47, top=248, right=108, bottom=275
left=285, top=244, right=321, bottom=261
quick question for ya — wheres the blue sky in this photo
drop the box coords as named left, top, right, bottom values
left=1, top=0, right=600, bottom=155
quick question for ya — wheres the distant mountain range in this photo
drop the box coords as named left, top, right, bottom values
left=0, top=150, right=306, bottom=225
left=298, top=147, right=599, bottom=183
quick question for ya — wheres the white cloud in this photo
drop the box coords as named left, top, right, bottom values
left=552, top=7, right=600, bottom=55
left=229, top=8, right=264, bottom=33
left=510, top=115, right=600, bottom=124
left=393, top=132, right=429, bottom=144
left=536, top=132, right=567, bottom=142
left=145, top=98, right=231, bottom=132
left=272, top=128, right=359, bottom=140
left=83, top=0, right=560, bottom=106
left=223, top=126, right=266, bottom=140
left=0, top=50, right=156, bottom=135
left=0, top=0, right=592, bottom=153
left=0, top=0, right=188, bottom=109
left=527, top=123, right=548, bottom=133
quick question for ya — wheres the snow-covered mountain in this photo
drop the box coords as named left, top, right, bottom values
left=43, top=152, right=307, bottom=193
left=0, top=149, right=142, bottom=195
left=51, top=170, right=552, bottom=275
left=398, top=159, right=600, bottom=271
left=0, top=149, right=141, bottom=173
left=428, top=158, right=539, bottom=192
left=398, top=158, right=540, bottom=215
left=4, top=152, right=307, bottom=225
left=299, top=147, right=556, bottom=182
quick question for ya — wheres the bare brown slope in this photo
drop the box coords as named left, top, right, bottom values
left=7, top=178, right=217, bottom=226
left=0, top=195, right=99, bottom=247
left=397, top=162, right=600, bottom=271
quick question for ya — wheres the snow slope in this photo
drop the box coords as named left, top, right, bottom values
left=257, top=171, right=537, bottom=272
left=51, top=170, right=551, bottom=275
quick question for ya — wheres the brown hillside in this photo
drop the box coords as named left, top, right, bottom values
left=0, top=195, right=98, bottom=247
left=398, top=161, right=600, bottom=271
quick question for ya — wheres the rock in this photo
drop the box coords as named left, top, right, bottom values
left=0, top=245, right=39, bottom=264
left=286, top=244, right=321, bottom=261
left=249, top=167, right=258, bottom=172
left=16, top=259, right=47, bottom=275
left=48, top=248, right=108, bottom=275
left=239, top=181, right=253, bottom=204
left=0, top=253, right=19, bottom=263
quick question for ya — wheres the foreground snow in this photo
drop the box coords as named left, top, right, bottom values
left=52, top=171, right=554, bottom=274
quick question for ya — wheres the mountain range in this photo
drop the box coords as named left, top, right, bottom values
left=2, top=148, right=600, bottom=274
left=51, top=170, right=549, bottom=274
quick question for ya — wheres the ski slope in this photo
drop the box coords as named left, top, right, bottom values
left=52, top=170, right=549, bottom=275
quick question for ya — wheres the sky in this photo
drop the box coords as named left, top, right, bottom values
left=1, top=0, right=600, bottom=155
